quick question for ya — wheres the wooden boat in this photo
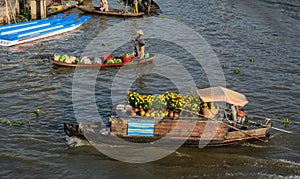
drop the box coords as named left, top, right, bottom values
left=64, top=87, right=272, bottom=148
left=0, top=14, right=90, bottom=46
left=47, top=0, right=84, bottom=16
left=49, top=54, right=155, bottom=67
left=65, top=118, right=271, bottom=148
left=77, top=5, right=144, bottom=17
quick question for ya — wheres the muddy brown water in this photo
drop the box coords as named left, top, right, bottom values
left=1, top=0, right=299, bottom=178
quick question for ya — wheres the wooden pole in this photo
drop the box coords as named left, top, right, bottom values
left=125, top=0, right=128, bottom=12
left=7, top=0, right=16, bottom=23
left=5, top=0, right=11, bottom=24
left=147, top=0, right=151, bottom=15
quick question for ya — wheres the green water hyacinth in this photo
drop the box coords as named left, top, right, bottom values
left=234, top=68, right=241, bottom=74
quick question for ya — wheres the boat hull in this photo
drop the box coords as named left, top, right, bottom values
left=64, top=118, right=271, bottom=148
left=0, top=24, right=81, bottom=46
left=50, top=55, right=155, bottom=67
left=0, top=14, right=89, bottom=47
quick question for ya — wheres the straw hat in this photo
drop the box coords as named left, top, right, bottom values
left=137, top=30, right=144, bottom=35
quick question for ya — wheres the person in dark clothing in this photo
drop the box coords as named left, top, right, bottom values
left=132, top=29, right=145, bottom=59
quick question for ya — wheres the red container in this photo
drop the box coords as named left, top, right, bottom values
left=122, top=56, right=132, bottom=63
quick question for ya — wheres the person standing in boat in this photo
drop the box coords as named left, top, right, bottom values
left=133, top=0, right=138, bottom=13
left=100, top=0, right=109, bottom=11
left=132, top=30, right=145, bottom=59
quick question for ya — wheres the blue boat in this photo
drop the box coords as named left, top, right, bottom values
left=0, top=14, right=90, bottom=47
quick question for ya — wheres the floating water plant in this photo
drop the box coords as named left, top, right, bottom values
left=27, top=109, right=41, bottom=117
left=234, top=68, right=240, bottom=74
left=221, top=64, right=225, bottom=68
left=1, top=119, right=26, bottom=127
left=282, top=118, right=291, bottom=127
left=34, top=109, right=41, bottom=117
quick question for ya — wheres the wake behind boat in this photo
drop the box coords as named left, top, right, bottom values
left=0, top=14, right=90, bottom=47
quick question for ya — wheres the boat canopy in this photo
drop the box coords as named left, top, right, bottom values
left=197, top=86, right=248, bottom=106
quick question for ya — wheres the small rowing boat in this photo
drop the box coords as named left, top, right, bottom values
left=77, top=5, right=144, bottom=17
left=0, top=14, right=90, bottom=47
left=49, top=53, right=155, bottom=67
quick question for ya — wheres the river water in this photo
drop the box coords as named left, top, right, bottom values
left=1, top=0, right=300, bottom=178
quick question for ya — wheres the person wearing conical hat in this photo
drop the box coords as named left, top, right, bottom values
left=132, top=30, right=145, bottom=59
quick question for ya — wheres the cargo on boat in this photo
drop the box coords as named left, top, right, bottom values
left=50, top=53, right=155, bottom=67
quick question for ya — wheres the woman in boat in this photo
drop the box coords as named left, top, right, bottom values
left=132, top=30, right=145, bottom=59
left=100, top=0, right=109, bottom=11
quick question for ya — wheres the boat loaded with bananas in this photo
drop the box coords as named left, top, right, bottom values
left=64, top=87, right=273, bottom=148
left=50, top=53, right=155, bottom=67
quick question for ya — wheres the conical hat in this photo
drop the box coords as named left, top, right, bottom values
left=137, top=30, right=144, bottom=35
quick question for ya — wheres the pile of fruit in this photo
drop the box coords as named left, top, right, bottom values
left=53, top=53, right=133, bottom=64
left=127, top=91, right=216, bottom=118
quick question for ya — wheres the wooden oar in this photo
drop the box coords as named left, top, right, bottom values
left=252, top=115, right=300, bottom=125
left=270, top=126, right=294, bottom=134
left=181, top=109, right=268, bottom=143
left=248, top=119, right=294, bottom=134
